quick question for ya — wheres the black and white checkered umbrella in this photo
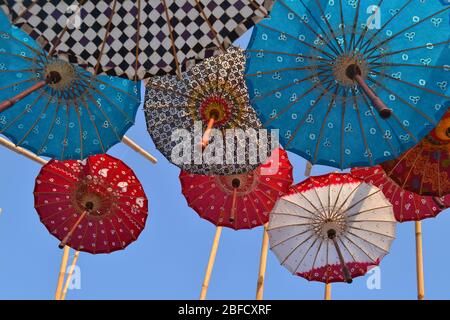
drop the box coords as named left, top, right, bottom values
left=144, top=47, right=274, bottom=176
left=1, top=0, right=274, bottom=80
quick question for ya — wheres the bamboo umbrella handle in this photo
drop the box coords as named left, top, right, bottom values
left=0, top=137, right=47, bottom=165
left=61, top=251, right=80, bottom=300
left=324, top=283, right=332, bottom=300
left=200, top=226, right=222, bottom=300
left=415, top=221, right=425, bottom=300
left=55, top=246, right=70, bottom=300
left=122, top=135, right=158, bottom=164
left=256, top=223, right=269, bottom=300
left=305, top=161, right=313, bottom=177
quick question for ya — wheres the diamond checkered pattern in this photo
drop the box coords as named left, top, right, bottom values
left=1, top=0, right=274, bottom=80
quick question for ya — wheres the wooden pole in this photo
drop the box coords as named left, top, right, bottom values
left=415, top=221, right=425, bottom=300
left=256, top=223, right=269, bottom=300
left=59, top=211, right=87, bottom=249
left=200, top=226, right=222, bottom=300
left=55, top=246, right=70, bottom=300
left=354, top=74, right=391, bottom=119
left=61, top=251, right=80, bottom=300
left=0, top=137, right=47, bottom=165
left=122, top=135, right=158, bottom=164
left=305, top=161, right=313, bottom=177
left=324, top=283, right=332, bottom=300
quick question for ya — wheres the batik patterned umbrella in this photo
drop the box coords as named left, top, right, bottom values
left=0, top=10, right=141, bottom=160
left=381, top=109, right=450, bottom=197
left=1, top=0, right=274, bottom=80
left=268, top=173, right=396, bottom=283
left=34, top=154, right=148, bottom=254
left=351, top=165, right=449, bottom=222
left=246, top=0, right=450, bottom=169
left=145, top=47, right=273, bottom=176
left=180, top=148, right=293, bottom=230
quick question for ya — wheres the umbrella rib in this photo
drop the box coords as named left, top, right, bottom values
left=339, top=190, right=383, bottom=217
left=194, top=0, right=226, bottom=53
left=348, top=0, right=362, bottom=52
left=280, top=233, right=314, bottom=267
left=88, top=76, right=141, bottom=102
left=39, top=206, right=75, bottom=224
left=77, top=215, right=93, bottom=252
left=371, top=63, right=449, bottom=70
left=0, top=52, right=36, bottom=62
left=278, top=0, right=342, bottom=56
left=12, top=0, right=38, bottom=23
left=16, top=94, right=53, bottom=146
left=263, top=78, right=332, bottom=126
left=346, top=230, right=389, bottom=254
left=353, top=0, right=385, bottom=50
left=298, top=192, right=328, bottom=221
left=312, top=0, right=344, bottom=55
left=161, top=0, right=182, bottom=79
left=369, top=40, right=450, bottom=61
left=285, top=80, right=335, bottom=148
left=365, top=76, right=436, bottom=125
left=245, top=193, right=263, bottom=228
left=0, top=30, right=47, bottom=56
left=252, top=70, right=328, bottom=104
left=371, top=70, right=450, bottom=100
left=277, top=197, right=317, bottom=216
left=77, top=97, right=106, bottom=154
left=341, top=234, right=376, bottom=263
left=332, top=181, right=364, bottom=216
left=346, top=205, right=394, bottom=219
left=364, top=6, right=450, bottom=56
left=73, top=100, right=84, bottom=160
left=339, top=89, right=348, bottom=168
left=0, top=68, right=41, bottom=74
left=0, top=78, right=37, bottom=91
left=400, top=149, right=423, bottom=191
left=270, top=212, right=313, bottom=220
left=337, top=237, right=358, bottom=266
left=330, top=182, right=345, bottom=218
left=35, top=97, right=62, bottom=155
left=351, top=88, right=374, bottom=166
left=312, top=85, right=340, bottom=164
left=347, top=224, right=396, bottom=240
left=245, top=49, right=332, bottom=63
left=269, top=223, right=314, bottom=232
left=94, top=0, right=119, bottom=75
left=269, top=228, right=311, bottom=249
left=0, top=88, right=46, bottom=134
left=245, top=65, right=331, bottom=77
left=256, top=23, right=335, bottom=60
left=307, top=239, right=324, bottom=280
left=360, top=0, right=413, bottom=51
left=247, top=0, right=269, bottom=17
left=292, top=237, right=320, bottom=275
left=59, top=102, right=71, bottom=160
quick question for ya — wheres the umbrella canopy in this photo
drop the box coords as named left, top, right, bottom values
left=0, top=10, right=141, bottom=160
left=268, top=173, right=396, bottom=283
left=381, top=109, right=450, bottom=197
left=352, top=166, right=449, bottom=222
left=180, top=148, right=293, bottom=230
left=34, top=154, right=148, bottom=254
left=1, top=0, right=274, bottom=80
left=145, top=47, right=273, bottom=176
left=246, top=0, right=450, bottom=169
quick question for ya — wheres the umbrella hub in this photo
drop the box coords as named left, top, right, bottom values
left=43, top=59, right=77, bottom=91
left=216, top=172, right=258, bottom=195
left=74, top=183, right=112, bottom=217
left=311, top=210, right=347, bottom=239
left=199, top=95, right=232, bottom=127
left=332, top=54, right=368, bottom=87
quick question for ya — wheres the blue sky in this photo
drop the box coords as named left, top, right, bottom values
left=0, top=31, right=449, bottom=301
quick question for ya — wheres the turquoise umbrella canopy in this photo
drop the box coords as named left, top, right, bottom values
left=246, top=0, right=450, bottom=169
left=0, top=10, right=141, bottom=160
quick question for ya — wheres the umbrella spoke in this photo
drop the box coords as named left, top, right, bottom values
left=351, top=88, right=374, bottom=166
left=369, top=39, right=450, bottom=61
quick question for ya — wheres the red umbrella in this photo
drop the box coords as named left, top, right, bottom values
left=351, top=166, right=449, bottom=222
left=34, top=154, right=148, bottom=254
left=180, top=148, right=293, bottom=230
left=180, top=148, right=293, bottom=299
left=351, top=165, right=449, bottom=300
left=380, top=110, right=450, bottom=197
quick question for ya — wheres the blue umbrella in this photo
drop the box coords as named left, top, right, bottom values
left=0, top=10, right=141, bottom=160
left=246, top=0, right=450, bottom=169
